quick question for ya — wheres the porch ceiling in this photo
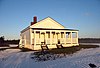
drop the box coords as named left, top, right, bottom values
left=32, top=28, right=78, bottom=31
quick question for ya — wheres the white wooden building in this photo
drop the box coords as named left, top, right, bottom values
left=19, top=16, right=79, bottom=50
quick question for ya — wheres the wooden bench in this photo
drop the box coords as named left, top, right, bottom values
left=56, top=44, right=63, bottom=49
left=41, top=42, right=49, bottom=51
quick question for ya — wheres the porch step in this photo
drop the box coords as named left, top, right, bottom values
left=41, top=45, right=49, bottom=51
left=56, top=44, right=63, bottom=49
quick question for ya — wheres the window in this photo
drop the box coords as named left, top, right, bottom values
left=22, top=35, right=25, bottom=39
left=22, top=35, right=24, bottom=39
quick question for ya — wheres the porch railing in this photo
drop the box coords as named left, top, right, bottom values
left=72, top=38, right=77, bottom=43
left=52, top=39, right=57, bottom=44
left=33, top=38, right=78, bottom=45
left=46, top=39, right=50, bottom=44
left=66, top=38, right=71, bottom=43
left=60, top=38, right=65, bottom=44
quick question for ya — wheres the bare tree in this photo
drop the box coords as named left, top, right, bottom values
left=0, top=36, right=5, bottom=45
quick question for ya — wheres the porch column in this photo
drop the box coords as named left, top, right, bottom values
left=44, top=31, right=46, bottom=43
left=59, top=32, right=61, bottom=43
left=29, top=29, right=33, bottom=49
left=76, top=32, right=78, bottom=44
left=34, top=30, right=36, bottom=46
left=24, top=35, right=26, bottom=46
left=70, top=32, right=72, bottom=45
left=40, top=31, right=41, bottom=44
left=64, top=32, right=66, bottom=44
left=55, top=32, right=57, bottom=44
left=19, top=34, right=22, bottom=44
left=50, top=31, right=52, bottom=45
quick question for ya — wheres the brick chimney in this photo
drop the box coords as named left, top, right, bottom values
left=31, top=16, right=37, bottom=25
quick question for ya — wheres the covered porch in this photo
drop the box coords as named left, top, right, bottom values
left=30, top=28, right=79, bottom=50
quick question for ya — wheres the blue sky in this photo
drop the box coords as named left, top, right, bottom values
left=0, top=0, right=100, bottom=39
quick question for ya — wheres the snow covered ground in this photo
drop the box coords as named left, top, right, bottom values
left=0, top=44, right=100, bottom=68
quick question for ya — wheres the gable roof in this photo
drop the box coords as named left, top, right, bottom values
left=21, top=17, right=78, bottom=33
left=30, top=17, right=65, bottom=29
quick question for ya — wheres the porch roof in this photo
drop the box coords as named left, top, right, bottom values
left=32, top=28, right=78, bottom=31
